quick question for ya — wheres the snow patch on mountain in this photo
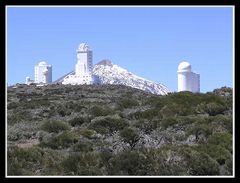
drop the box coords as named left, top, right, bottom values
left=93, top=60, right=170, bottom=95
left=53, top=60, right=171, bottom=95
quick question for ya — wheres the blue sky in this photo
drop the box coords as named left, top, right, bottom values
left=7, top=6, right=233, bottom=92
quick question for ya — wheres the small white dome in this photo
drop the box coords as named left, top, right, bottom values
left=78, top=43, right=90, bottom=51
left=38, top=61, right=47, bottom=66
left=178, top=61, right=191, bottom=72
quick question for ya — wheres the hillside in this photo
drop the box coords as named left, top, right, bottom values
left=7, top=84, right=233, bottom=176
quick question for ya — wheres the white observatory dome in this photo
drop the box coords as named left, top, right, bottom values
left=178, top=61, right=191, bottom=72
left=38, top=61, right=47, bottom=66
left=78, top=43, right=90, bottom=51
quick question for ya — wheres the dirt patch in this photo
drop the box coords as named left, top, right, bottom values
left=17, top=139, right=40, bottom=148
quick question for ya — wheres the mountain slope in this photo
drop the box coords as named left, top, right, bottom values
left=7, top=85, right=233, bottom=175
left=53, top=60, right=170, bottom=95
left=93, top=60, right=170, bottom=95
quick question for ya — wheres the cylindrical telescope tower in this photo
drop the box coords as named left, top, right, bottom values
left=177, top=61, right=191, bottom=92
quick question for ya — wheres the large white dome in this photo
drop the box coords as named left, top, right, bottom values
left=78, top=43, right=90, bottom=51
left=178, top=61, right=191, bottom=72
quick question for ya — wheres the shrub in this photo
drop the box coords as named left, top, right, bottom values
left=7, top=146, right=44, bottom=175
left=61, top=152, right=103, bottom=175
left=57, top=107, right=71, bottom=117
left=7, top=102, right=19, bottom=110
left=210, top=114, right=232, bottom=133
left=178, top=146, right=220, bottom=175
left=68, top=116, right=90, bottom=127
left=161, top=117, right=178, bottom=129
left=131, top=108, right=160, bottom=120
left=41, top=120, right=71, bottom=133
left=71, top=140, right=93, bottom=152
left=207, top=133, right=232, bottom=152
left=108, top=150, right=149, bottom=175
left=133, top=119, right=158, bottom=133
left=80, top=129, right=95, bottom=139
left=90, top=105, right=114, bottom=117
left=120, top=127, right=140, bottom=149
left=187, top=151, right=220, bottom=175
left=186, top=123, right=212, bottom=141
left=221, top=157, right=233, bottom=175
left=89, top=115, right=128, bottom=135
left=66, top=102, right=85, bottom=112
left=40, top=131, right=78, bottom=149
left=195, top=102, right=226, bottom=116
left=143, top=147, right=187, bottom=175
left=7, top=110, right=32, bottom=125
left=40, top=149, right=65, bottom=175
left=198, top=144, right=231, bottom=165
left=117, top=97, right=139, bottom=109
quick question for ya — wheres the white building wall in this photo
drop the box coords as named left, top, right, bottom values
left=76, top=52, right=88, bottom=75
left=34, top=62, right=52, bottom=84
left=46, top=66, right=52, bottom=83
left=178, top=72, right=187, bottom=92
left=178, top=71, right=193, bottom=92
left=191, top=73, right=200, bottom=93
left=177, top=62, right=200, bottom=93
left=63, top=43, right=93, bottom=85
left=25, top=77, right=34, bottom=85
left=62, top=74, right=93, bottom=85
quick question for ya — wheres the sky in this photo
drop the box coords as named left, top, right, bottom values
left=7, top=6, right=233, bottom=93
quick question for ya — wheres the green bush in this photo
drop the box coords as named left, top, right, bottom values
left=66, top=102, right=85, bottom=112
left=7, top=102, right=19, bottom=110
left=57, top=107, right=71, bottom=117
left=207, top=133, right=232, bottom=152
left=186, top=123, right=212, bottom=141
left=7, top=110, right=32, bottom=125
left=89, top=115, right=128, bottom=135
left=143, top=147, right=186, bottom=175
left=196, top=102, right=226, bottom=116
left=187, top=151, right=219, bottom=175
left=7, top=146, right=44, bottom=175
left=133, top=119, right=158, bottom=133
left=210, top=114, right=232, bottom=133
left=71, top=140, right=93, bottom=152
left=131, top=108, right=160, bottom=120
left=68, top=116, right=90, bottom=126
left=120, top=127, right=140, bottom=149
left=197, top=144, right=231, bottom=165
left=178, top=146, right=220, bottom=175
left=40, top=149, right=65, bottom=175
left=108, top=150, right=149, bottom=175
left=117, top=97, right=139, bottom=109
left=161, top=117, right=178, bottom=129
left=80, top=129, right=95, bottom=139
left=40, top=131, right=78, bottom=149
left=90, top=105, right=114, bottom=117
left=41, top=120, right=71, bottom=133
left=61, top=152, right=103, bottom=175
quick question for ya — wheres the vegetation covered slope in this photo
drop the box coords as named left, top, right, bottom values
left=7, top=84, right=233, bottom=176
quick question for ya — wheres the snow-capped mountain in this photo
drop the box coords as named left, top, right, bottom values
left=53, top=60, right=171, bottom=95
left=93, top=60, right=170, bottom=95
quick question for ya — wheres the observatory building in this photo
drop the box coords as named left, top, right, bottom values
left=177, top=61, right=200, bottom=93
left=62, top=43, right=93, bottom=85
left=25, top=76, right=34, bottom=85
left=34, top=61, right=52, bottom=84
